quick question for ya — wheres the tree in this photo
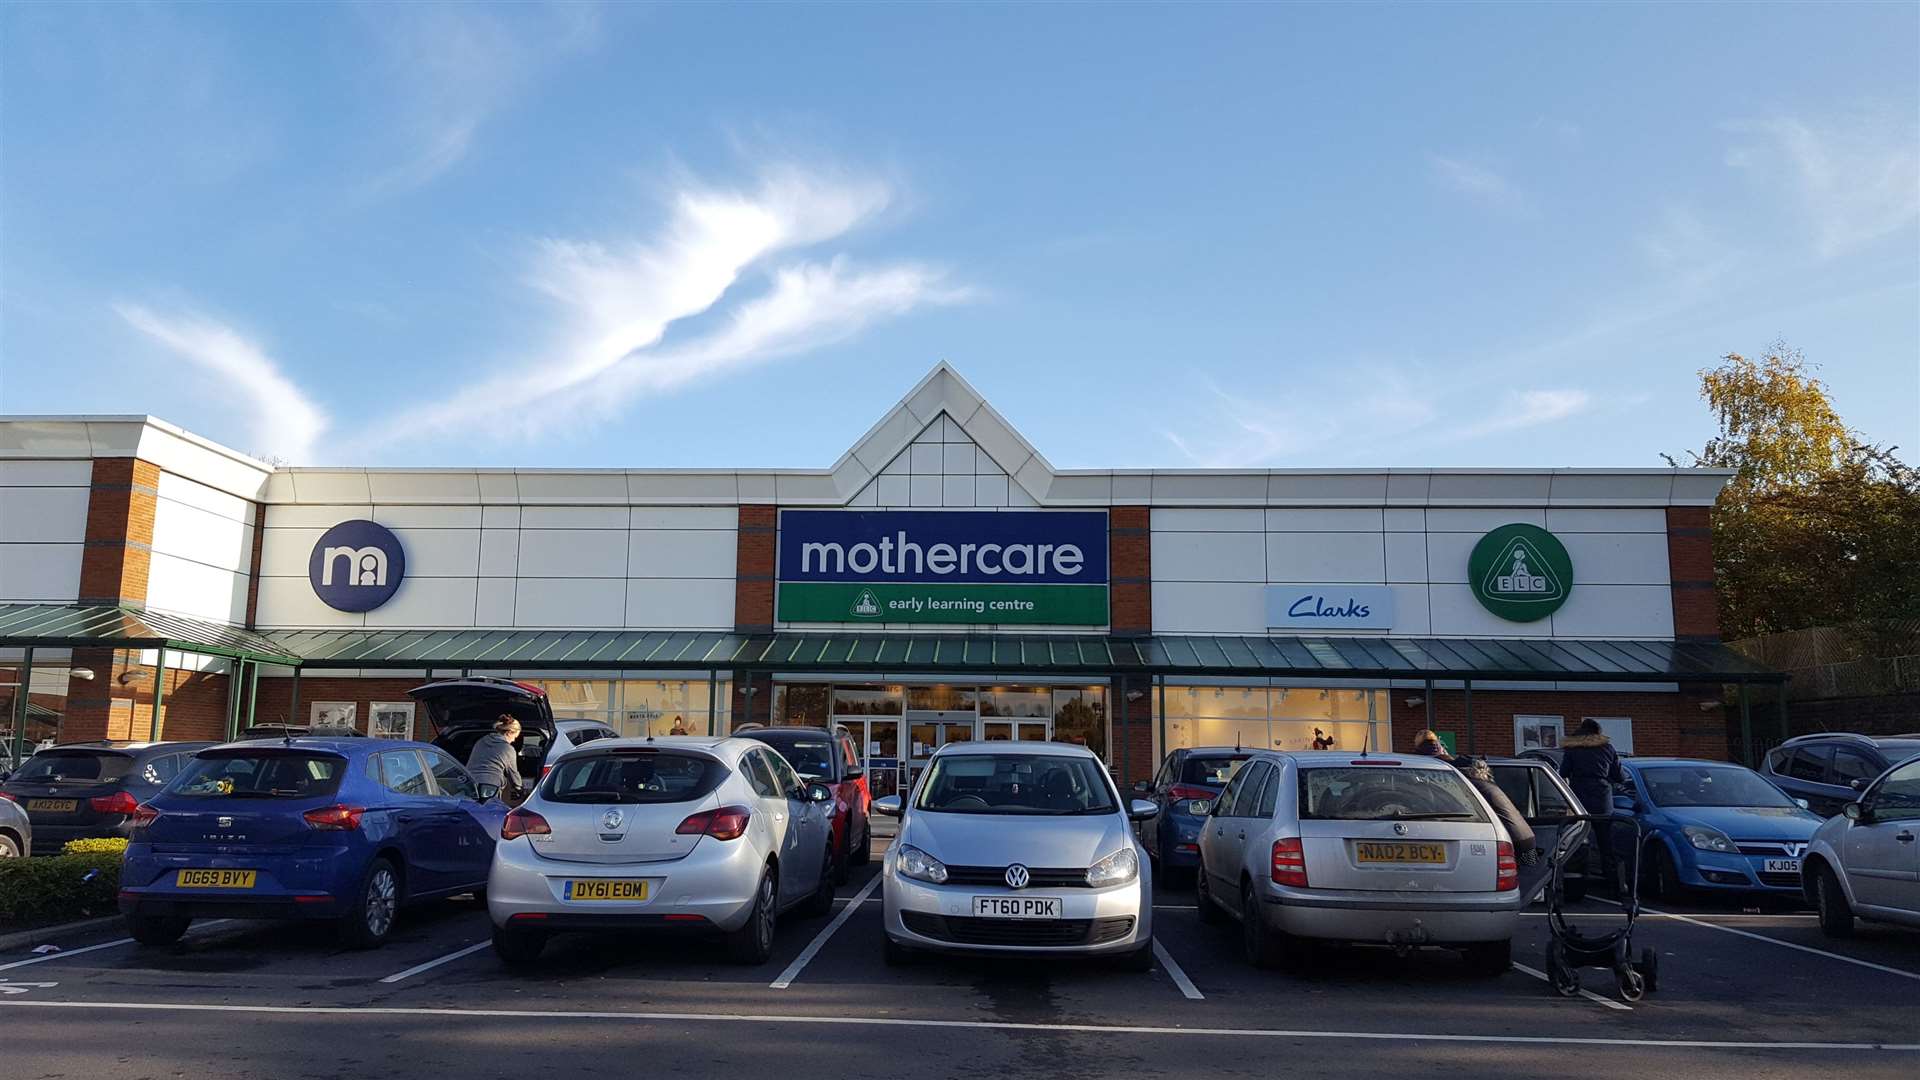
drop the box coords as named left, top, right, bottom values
left=1667, top=345, right=1920, bottom=641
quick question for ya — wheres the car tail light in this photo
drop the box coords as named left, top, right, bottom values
left=129, top=802, right=161, bottom=829
left=540, top=764, right=553, bottom=781
left=676, top=804, right=751, bottom=841
left=1271, top=837, right=1309, bottom=887
left=0, top=791, right=17, bottom=803
left=501, top=807, right=551, bottom=841
left=303, top=805, right=366, bottom=831
left=1167, top=784, right=1218, bottom=802
left=1496, top=841, right=1518, bottom=892
left=90, top=791, right=142, bottom=815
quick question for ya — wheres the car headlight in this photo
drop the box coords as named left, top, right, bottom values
left=1682, top=825, right=1738, bottom=853
left=1086, top=846, right=1139, bottom=887
left=895, top=843, right=948, bottom=885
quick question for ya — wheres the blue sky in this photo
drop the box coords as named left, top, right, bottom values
left=3, top=2, right=1915, bottom=471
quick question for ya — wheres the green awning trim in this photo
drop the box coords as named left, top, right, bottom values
left=0, top=604, right=303, bottom=666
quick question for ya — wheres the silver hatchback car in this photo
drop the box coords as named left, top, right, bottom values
left=487, top=736, right=837, bottom=966
left=1197, top=751, right=1523, bottom=975
left=877, top=742, right=1158, bottom=970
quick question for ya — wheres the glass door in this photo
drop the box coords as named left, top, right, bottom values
left=904, top=686, right=979, bottom=795
left=863, top=719, right=901, bottom=802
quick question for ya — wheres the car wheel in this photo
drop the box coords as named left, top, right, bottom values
left=1195, top=862, right=1225, bottom=926
left=1815, top=866, right=1856, bottom=938
left=832, top=829, right=853, bottom=886
left=727, top=866, right=777, bottom=965
left=804, top=846, right=836, bottom=917
left=1240, top=882, right=1284, bottom=969
left=1462, top=939, right=1512, bottom=977
left=1640, top=842, right=1680, bottom=903
left=492, top=925, right=546, bottom=966
left=882, top=933, right=916, bottom=967
left=339, top=857, right=401, bottom=950
left=0, top=833, right=20, bottom=859
left=849, top=819, right=872, bottom=867
left=127, top=912, right=191, bottom=946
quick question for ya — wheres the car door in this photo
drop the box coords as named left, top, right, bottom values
left=740, top=750, right=801, bottom=906
left=1841, top=758, right=1920, bottom=914
left=1781, top=745, right=1837, bottom=812
left=1215, top=761, right=1271, bottom=893
left=1200, top=761, right=1252, bottom=896
left=763, top=749, right=827, bottom=904
left=373, top=749, right=453, bottom=894
left=424, top=748, right=501, bottom=890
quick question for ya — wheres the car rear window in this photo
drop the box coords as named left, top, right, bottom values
left=11, top=750, right=136, bottom=783
left=755, top=736, right=836, bottom=778
left=1299, top=766, right=1488, bottom=822
left=170, top=753, right=345, bottom=799
left=1180, top=754, right=1250, bottom=786
left=543, top=750, right=728, bottom=804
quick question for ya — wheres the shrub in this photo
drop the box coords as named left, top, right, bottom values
left=0, top=852, right=123, bottom=926
left=61, top=837, right=129, bottom=857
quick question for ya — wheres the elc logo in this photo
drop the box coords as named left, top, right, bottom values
left=1467, top=523, right=1573, bottom=622
left=308, top=520, right=406, bottom=612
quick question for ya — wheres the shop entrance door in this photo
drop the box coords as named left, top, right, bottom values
left=906, top=709, right=977, bottom=794
left=979, top=718, right=1051, bottom=743
left=858, top=719, right=901, bottom=803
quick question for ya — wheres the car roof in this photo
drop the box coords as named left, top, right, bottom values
left=930, top=740, right=1098, bottom=759
left=200, top=737, right=373, bottom=754
left=555, top=718, right=614, bottom=730
left=1179, top=746, right=1256, bottom=757
left=1265, top=750, right=1458, bottom=769
left=1625, top=757, right=1751, bottom=768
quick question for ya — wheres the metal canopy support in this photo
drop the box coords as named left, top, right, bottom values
left=1738, top=681, right=1754, bottom=767
left=1775, top=684, right=1790, bottom=749
left=1156, top=675, right=1166, bottom=767
left=246, top=661, right=260, bottom=732
left=1423, top=678, right=1434, bottom=736
left=1463, top=679, right=1475, bottom=756
left=11, top=647, right=33, bottom=767
left=151, top=648, right=170, bottom=741
left=290, top=667, right=302, bottom=728
left=707, top=676, right=718, bottom=735
left=1117, top=674, right=1129, bottom=784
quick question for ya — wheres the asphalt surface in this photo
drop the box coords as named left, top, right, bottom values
left=2, top=840, right=1916, bottom=1080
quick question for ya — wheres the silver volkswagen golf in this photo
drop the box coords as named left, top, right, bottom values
left=876, top=742, right=1158, bottom=970
left=487, top=736, right=837, bottom=966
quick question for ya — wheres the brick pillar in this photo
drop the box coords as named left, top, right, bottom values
left=1109, top=506, right=1151, bottom=637
left=1666, top=507, right=1718, bottom=642
left=244, top=500, right=267, bottom=627
left=735, top=505, right=776, bottom=633
left=78, top=458, right=159, bottom=605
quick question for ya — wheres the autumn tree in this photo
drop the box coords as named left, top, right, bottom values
left=1667, top=345, right=1920, bottom=642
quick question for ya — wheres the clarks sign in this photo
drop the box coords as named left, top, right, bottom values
left=776, top=510, right=1109, bottom=625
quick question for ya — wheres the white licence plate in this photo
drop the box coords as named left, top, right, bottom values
left=1764, top=858, right=1801, bottom=874
left=972, top=896, right=1062, bottom=919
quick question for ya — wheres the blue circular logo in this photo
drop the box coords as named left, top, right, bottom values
left=308, top=520, right=406, bottom=612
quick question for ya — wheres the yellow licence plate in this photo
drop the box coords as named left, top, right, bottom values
left=177, top=869, right=257, bottom=889
left=26, top=799, right=78, bottom=813
left=1355, top=842, right=1447, bottom=864
left=565, top=879, right=648, bottom=902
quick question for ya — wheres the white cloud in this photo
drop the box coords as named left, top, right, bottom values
left=1428, top=154, right=1536, bottom=217
left=1726, top=110, right=1920, bottom=257
left=114, top=304, right=328, bottom=463
left=1637, top=204, right=1741, bottom=292
left=1453, top=388, right=1592, bottom=439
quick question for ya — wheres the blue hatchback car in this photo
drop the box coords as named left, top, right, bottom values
left=119, top=739, right=506, bottom=949
left=1613, top=758, right=1823, bottom=900
left=1135, top=747, right=1253, bottom=880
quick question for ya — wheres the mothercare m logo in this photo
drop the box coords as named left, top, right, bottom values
left=309, top=520, right=406, bottom=613
left=1467, top=524, right=1573, bottom=622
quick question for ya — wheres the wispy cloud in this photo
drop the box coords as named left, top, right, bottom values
left=1453, top=388, right=1592, bottom=440
left=1428, top=154, right=1536, bottom=217
left=114, top=305, right=329, bottom=463
left=1725, top=109, right=1920, bottom=258
left=1637, top=204, right=1741, bottom=292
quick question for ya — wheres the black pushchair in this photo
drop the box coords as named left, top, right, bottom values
left=1542, top=813, right=1659, bottom=1002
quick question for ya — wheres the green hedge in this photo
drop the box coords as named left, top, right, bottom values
left=0, top=852, right=123, bottom=926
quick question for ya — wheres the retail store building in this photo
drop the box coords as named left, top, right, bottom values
left=1, top=363, right=1783, bottom=790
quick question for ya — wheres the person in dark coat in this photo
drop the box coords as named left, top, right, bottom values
left=1559, top=719, right=1626, bottom=880
left=467, top=715, right=524, bottom=802
left=1410, top=730, right=1538, bottom=863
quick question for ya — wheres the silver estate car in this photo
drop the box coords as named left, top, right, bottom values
left=0, top=790, right=30, bottom=858
left=876, top=742, right=1158, bottom=970
left=487, top=736, right=837, bottom=966
left=1803, top=752, right=1920, bottom=937
left=1197, top=751, right=1522, bottom=975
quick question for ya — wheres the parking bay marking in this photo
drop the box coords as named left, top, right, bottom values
left=379, top=942, right=492, bottom=984
left=1508, top=962, right=1631, bottom=1011
left=0, top=920, right=236, bottom=973
left=770, top=872, right=883, bottom=989
left=7, top=999, right=1919, bottom=1052
left=1597, top=898, right=1920, bottom=983
left=1151, top=939, right=1203, bottom=1000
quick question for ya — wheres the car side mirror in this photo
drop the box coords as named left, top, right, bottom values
left=1128, top=799, right=1159, bottom=822
left=1794, top=798, right=1811, bottom=811
left=873, top=795, right=903, bottom=817
left=475, top=783, right=501, bottom=801
left=1844, top=801, right=1868, bottom=823
left=804, top=782, right=834, bottom=804
left=1132, top=780, right=1152, bottom=794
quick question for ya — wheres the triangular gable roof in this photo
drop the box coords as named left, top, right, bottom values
left=826, top=361, right=1056, bottom=504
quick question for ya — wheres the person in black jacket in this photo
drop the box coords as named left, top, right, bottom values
left=1559, top=719, right=1626, bottom=882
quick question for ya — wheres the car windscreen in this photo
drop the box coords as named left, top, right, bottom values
left=542, top=750, right=728, bottom=805
left=1180, top=754, right=1250, bottom=787
left=1299, top=766, right=1489, bottom=822
left=170, top=753, right=345, bottom=799
left=10, top=750, right=136, bottom=783
left=1639, top=765, right=1796, bottom=809
left=754, top=736, right=836, bottom=778
left=915, top=753, right=1117, bottom=815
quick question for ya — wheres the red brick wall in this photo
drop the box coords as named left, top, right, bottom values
left=243, top=501, right=267, bottom=627
left=1667, top=506, right=1719, bottom=641
left=735, top=505, right=776, bottom=632
left=1111, top=677, right=1155, bottom=785
left=254, top=677, right=429, bottom=734
left=78, top=458, right=159, bottom=605
left=56, top=651, right=235, bottom=744
left=1388, top=687, right=1728, bottom=759
left=1109, top=506, right=1151, bottom=636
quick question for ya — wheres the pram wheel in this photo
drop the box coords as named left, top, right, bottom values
left=1546, top=947, right=1580, bottom=997
left=1636, top=947, right=1659, bottom=993
left=1616, top=966, right=1646, bottom=1003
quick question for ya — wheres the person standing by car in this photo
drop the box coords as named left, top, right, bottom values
left=1413, top=729, right=1451, bottom=760
left=1411, top=730, right=1537, bottom=864
left=1559, top=719, right=1625, bottom=883
left=468, top=716, right=525, bottom=803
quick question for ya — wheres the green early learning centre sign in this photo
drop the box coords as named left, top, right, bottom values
left=1467, top=523, right=1574, bottom=622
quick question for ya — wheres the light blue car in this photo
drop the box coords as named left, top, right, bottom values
left=1613, top=758, right=1822, bottom=900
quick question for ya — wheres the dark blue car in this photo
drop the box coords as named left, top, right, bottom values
left=1614, top=758, right=1823, bottom=900
left=119, top=739, right=506, bottom=949
left=1136, top=747, right=1252, bottom=881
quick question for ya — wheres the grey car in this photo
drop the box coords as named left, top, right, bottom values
left=876, top=741, right=1158, bottom=970
left=0, top=793, right=29, bottom=859
left=1803, top=753, right=1920, bottom=936
left=1197, top=751, right=1524, bottom=975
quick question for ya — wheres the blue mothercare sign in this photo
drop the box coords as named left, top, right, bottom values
left=308, top=519, right=406, bottom=613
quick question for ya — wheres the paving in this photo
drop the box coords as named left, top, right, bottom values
left=2, top=839, right=1915, bottom=1080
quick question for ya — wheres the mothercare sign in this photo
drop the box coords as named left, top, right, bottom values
left=777, top=510, right=1109, bottom=625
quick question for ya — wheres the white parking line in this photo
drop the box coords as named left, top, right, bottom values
left=769, top=873, right=882, bottom=990
left=1520, top=911, right=1818, bottom=920
left=0, top=920, right=235, bottom=972
left=1509, top=962, right=1632, bottom=1011
left=1151, top=938, right=1203, bottom=1000
left=378, top=942, right=491, bottom=984
left=1596, top=898, right=1920, bottom=982
left=6, top=999, right=1918, bottom=1051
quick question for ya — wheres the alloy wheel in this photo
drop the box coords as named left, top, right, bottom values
left=366, top=867, right=398, bottom=938
left=756, top=874, right=776, bottom=951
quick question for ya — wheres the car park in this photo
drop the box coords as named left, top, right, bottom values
left=0, top=790, right=30, bottom=858
left=876, top=741, right=1157, bottom=971
left=1196, top=751, right=1523, bottom=974
left=1614, top=758, right=1823, bottom=900
left=0, top=741, right=215, bottom=855
left=1763, top=732, right=1920, bottom=818
left=486, top=736, right=837, bottom=966
left=736, top=723, right=871, bottom=883
left=1135, top=746, right=1252, bottom=883
left=1802, top=754, right=1920, bottom=936
left=410, top=677, right=558, bottom=786
left=118, top=738, right=505, bottom=948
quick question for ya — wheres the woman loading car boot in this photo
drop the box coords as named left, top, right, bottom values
left=1412, top=730, right=1539, bottom=865
left=467, top=715, right=526, bottom=804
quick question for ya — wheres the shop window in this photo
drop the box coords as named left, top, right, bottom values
left=982, top=685, right=1051, bottom=717
left=1190, top=686, right=1269, bottom=720
left=1270, top=719, right=1371, bottom=752
left=619, top=679, right=726, bottom=737
left=776, top=684, right=830, bottom=723
left=1052, top=687, right=1107, bottom=759
left=907, top=685, right=977, bottom=712
left=833, top=685, right=904, bottom=716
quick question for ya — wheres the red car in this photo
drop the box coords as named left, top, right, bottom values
left=735, top=724, right=871, bottom=883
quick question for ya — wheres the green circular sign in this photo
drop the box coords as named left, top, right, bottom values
left=1467, top=524, right=1574, bottom=622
